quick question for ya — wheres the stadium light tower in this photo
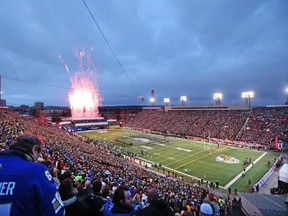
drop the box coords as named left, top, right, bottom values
left=213, top=93, right=223, bottom=105
left=180, top=96, right=187, bottom=106
left=150, top=89, right=155, bottom=106
left=242, top=91, right=254, bottom=109
left=163, top=97, right=170, bottom=106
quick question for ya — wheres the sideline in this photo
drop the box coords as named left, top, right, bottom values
left=223, top=152, right=267, bottom=190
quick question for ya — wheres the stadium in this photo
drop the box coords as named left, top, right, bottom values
left=1, top=49, right=288, bottom=215
left=1, top=103, right=288, bottom=215
left=1, top=1, right=288, bottom=215
left=1, top=54, right=288, bottom=215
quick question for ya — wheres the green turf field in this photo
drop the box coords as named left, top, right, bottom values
left=79, top=129, right=280, bottom=192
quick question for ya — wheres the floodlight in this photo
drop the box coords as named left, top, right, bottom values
left=213, top=93, right=222, bottom=105
left=180, top=96, right=187, bottom=106
left=180, top=96, right=187, bottom=102
left=150, top=98, right=155, bottom=103
left=163, top=98, right=170, bottom=103
left=213, top=93, right=222, bottom=100
left=241, top=91, right=254, bottom=99
left=242, top=91, right=254, bottom=109
left=137, top=96, right=145, bottom=102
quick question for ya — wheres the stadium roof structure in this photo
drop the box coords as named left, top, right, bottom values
left=239, top=192, right=288, bottom=216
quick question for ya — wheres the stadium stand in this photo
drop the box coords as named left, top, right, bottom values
left=125, top=106, right=288, bottom=150
left=1, top=106, right=288, bottom=215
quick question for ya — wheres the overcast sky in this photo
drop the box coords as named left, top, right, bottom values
left=0, top=0, right=287, bottom=107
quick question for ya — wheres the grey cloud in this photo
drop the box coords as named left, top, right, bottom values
left=0, top=0, right=287, bottom=106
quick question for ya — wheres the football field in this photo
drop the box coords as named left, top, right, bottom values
left=80, top=129, right=280, bottom=192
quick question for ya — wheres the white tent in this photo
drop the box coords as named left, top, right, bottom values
left=279, top=163, right=288, bottom=183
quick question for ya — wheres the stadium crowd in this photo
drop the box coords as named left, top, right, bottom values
left=125, top=107, right=288, bottom=149
left=1, top=106, right=287, bottom=215
left=0, top=108, right=238, bottom=216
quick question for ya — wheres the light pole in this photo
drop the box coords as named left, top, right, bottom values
left=180, top=96, right=187, bottom=106
left=213, top=93, right=223, bottom=105
left=242, top=91, right=254, bottom=109
left=150, top=89, right=155, bottom=106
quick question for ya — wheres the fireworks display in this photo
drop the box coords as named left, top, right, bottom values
left=59, top=48, right=101, bottom=119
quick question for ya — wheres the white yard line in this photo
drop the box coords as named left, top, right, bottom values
left=138, top=157, right=202, bottom=180
left=223, top=152, right=267, bottom=190
left=139, top=151, right=267, bottom=190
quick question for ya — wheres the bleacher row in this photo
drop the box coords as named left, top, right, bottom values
left=125, top=107, right=288, bottom=148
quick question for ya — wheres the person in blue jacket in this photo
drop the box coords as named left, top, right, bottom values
left=103, top=185, right=134, bottom=216
left=0, top=134, right=65, bottom=216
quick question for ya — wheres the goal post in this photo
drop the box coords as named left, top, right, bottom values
left=203, top=131, right=211, bottom=151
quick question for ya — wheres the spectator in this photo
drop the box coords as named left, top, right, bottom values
left=103, top=185, right=134, bottom=216
left=39, top=159, right=60, bottom=187
left=59, top=178, right=89, bottom=216
left=182, top=211, right=193, bottom=216
left=59, top=170, right=72, bottom=182
left=0, top=134, right=64, bottom=216
left=200, top=203, right=213, bottom=216
left=86, top=179, right=107, bottom=216
left=136, top=188, right=174, bottom=216
left=84, top=180, right=93, bottom=197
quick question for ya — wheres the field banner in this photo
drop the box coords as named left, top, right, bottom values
left=123, top=155, right=153, bottom=168
left=253, top=155, right=282, bottom=191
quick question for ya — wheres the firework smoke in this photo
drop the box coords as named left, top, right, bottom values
left=60, top=48, right=102, bottom=118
